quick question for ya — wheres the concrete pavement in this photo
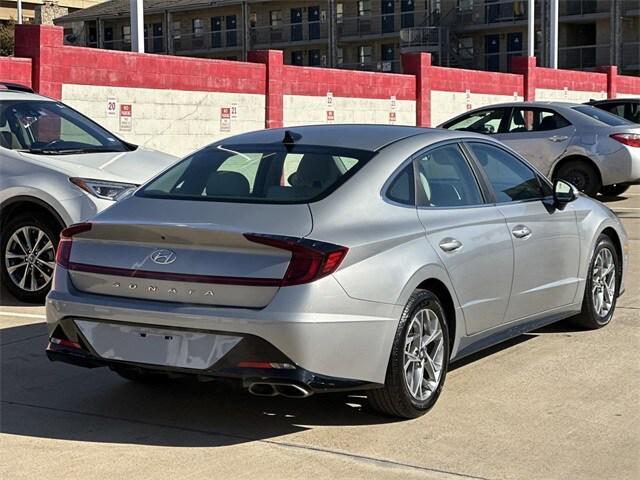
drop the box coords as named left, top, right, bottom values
left=1, top=188, right=639, bottom=480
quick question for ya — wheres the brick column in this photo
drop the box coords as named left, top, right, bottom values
left=512, top=56, right=537, bottom=102
left=248, top=50, right=283, bottom=129
left=14, top=24, right=64, bottom=99
left=401, top=52, right=431, bottom=127
left=598, top=66, right=617, bottom=99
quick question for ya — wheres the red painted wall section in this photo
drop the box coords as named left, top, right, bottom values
left=0, top=58, right=32, bottom=87
left=512, top=56, right=537, bottom=101
left=401, top=52, right=431, bottom=127
left=617, top=74, right=640, bottom=96
left=248, top=50, right=283, bottom=129
left=535, top=66, right=607, bottom=93
left=14, top=24, right=265, bottom=99
left=429, top=65, right=524, bottom=97
left=281, top=65, right=415, bottom=100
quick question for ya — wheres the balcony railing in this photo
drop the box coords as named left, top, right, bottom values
left=338, top=9, right=434, bottom=38
left=172, top=28, right=241, bottom=53
left=558, top=44, right=610, bottom=70
left=337, top=60, right=401, bottom=73
left=250, top=21, right=328, bottom=45
left=559, top=0, right=609, bottom=16
left=449, top=0, right=529, bottom=27
left=400, top=26, right=442, bottom=50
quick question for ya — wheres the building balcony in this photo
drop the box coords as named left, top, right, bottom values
left=399, top=26, right=443, bottom=53
left=337, top=9, right=434, bottom=41
left=250, top=21, right=328, bottom=48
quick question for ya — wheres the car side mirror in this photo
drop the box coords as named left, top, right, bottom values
left=553, top=179, right=578, bottom=209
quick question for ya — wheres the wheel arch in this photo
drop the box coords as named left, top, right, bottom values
left=600, top=226, right=623, bottom=279
left=415, top=277, right=457, bottom=354
left=550, top=154, right=603, bottom=185
left=0, top=196, right=67, bottom=231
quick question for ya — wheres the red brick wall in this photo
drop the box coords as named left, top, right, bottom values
left=0, top=58, right=32, bottom=87
left=535, top=66, right=607, bottom=93
left=617, top=75, right=640, bottom=97
left=429, top=66, right=524, bottom=97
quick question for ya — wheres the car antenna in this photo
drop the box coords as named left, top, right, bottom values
left=282, top=130, right=301, bottom=151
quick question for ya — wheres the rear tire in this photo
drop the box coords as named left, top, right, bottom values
left=368, top=289, right=450, bottom=419
left=599, top=184, right=630, bottom=197
left=555, top=160, right=601, bottom=197
left=572, top=234, right=620, bottom=330
left=1, top=213, right=60, bottom=304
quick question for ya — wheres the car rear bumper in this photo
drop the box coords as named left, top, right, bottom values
left=46, top=267, right=401, bottom=385
left=599, top=146, right=640, bottom=186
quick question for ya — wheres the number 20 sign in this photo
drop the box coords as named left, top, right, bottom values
left=106, top=97, right=117, bottom=117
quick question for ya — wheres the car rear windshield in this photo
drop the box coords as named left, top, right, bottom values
left=139, top=144, right=375, bottom=203
left=572, top=105, right=632, bottom=127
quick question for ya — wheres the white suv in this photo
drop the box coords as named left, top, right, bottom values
left=0, top=83, right=177, bottom=302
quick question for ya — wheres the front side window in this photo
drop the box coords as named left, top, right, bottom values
left=140, top=145, right=374, bottom=204
left=507, top=108, right=571, bottom=133
left=358, top=0, right=371, bottom=16
left=415, top=144, right=484, bottom=207
left=270, top=10, right=282, bottom=26
left=443, top=108, right=507, bottom=135
left=468, top=142, right=544, bottom=203
left=0, top=100, right=129, bottom=153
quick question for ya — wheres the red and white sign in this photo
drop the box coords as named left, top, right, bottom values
left=119, top=104, right=132, bottom=131
left=230, top=103, right=238, bottom=119
left=326, top=110, right=335, bottom=122
left=326, top=91, right=334, bottom=108
left=389, top=111, right=396, bottom=123
left=106, top=96, right=117, bottom=117
left=220, top=107, right=231, bottom=132
left=465, top=89, right=472, bottom=110
left=390, top=95, right=397, bottom=111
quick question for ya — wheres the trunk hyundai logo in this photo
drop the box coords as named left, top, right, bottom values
left=150, top=249, right=177, bottom=265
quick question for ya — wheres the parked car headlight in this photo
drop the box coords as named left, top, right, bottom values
left=70, top=177, right=138, bottom=201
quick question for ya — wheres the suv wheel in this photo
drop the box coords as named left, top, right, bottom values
left=1, top=214, right=60, bottom=303
left=600, top=184, right=630, bottom=197
left=555, top=160, right=601, bottom=197
left=368, top=289, right=450, bottom=418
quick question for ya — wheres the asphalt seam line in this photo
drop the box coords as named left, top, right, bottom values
left=1, top=400, right=489, bottom=480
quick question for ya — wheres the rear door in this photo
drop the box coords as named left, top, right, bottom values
left=493, top=107, right=575, bottom=177
left=415, top=142, right=514, bottom=335
left=466, top=141, right=581, bottom=322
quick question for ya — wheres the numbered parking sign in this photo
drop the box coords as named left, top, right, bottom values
left=106, top=97, right=117, bottom=117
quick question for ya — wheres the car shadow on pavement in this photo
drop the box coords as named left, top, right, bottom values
left=0, top=319, right=545, bottom=449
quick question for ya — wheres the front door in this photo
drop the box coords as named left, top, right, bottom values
left=466, top=141, right=581, bottom=322
left=485, top=34, right=500, bottom=71
left=291, top=8, right=303, bottom=41
left=401, top=0, right=415, bottom=28
left=414, top=143, right=514, bottom=335
left=226, top=15, right=237, bottom=46
left=507, top=32, right=522, bottom=71
left=493, top=107, right=576, bottom=178
left=382, top=0, right=395, bottom=33
left=309, top=6, right=320, bottom=40
left=152, top=23, right=163, bottom=52
left=211, top=16, right=222, bottom=48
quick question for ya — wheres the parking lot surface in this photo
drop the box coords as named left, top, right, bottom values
left=1, top=189, right=639, bottom=480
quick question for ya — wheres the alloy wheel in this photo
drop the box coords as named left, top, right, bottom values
left=4, top=226, right=56, bottom=292
left=403, top=308, right=445, bottom=401
left=591, top=247, right=616, bottom=318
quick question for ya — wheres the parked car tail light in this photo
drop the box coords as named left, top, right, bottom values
left=610, top=133, right=640, bottom=148
left=244, top=234, right=348, bottom=286
left=55, top=223, right=92, bottom=268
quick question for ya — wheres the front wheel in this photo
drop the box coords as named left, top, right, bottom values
left=572, top=234, right=620, bottom=330
left=368, top=289, right=450, bottom=418
left=1, top=214, right=60, bottom=303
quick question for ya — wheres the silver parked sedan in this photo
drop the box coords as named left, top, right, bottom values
left=46, top=125, right=628, bottom=418
left=439, top=102, right=640, bottom=197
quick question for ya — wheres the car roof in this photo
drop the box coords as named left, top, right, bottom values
left=588, top=98, right=639, bottom=105
left=0, top=90, right=51, bottom=102
left=216, top=124, right=477, bottom=152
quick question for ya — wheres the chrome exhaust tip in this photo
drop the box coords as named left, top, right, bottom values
left=273, top=383, right=313, bottom=398
left=248, top=382, right=278, bottom=397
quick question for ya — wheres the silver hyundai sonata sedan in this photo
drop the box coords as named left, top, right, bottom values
left=45, top=125, right=628, bottom=418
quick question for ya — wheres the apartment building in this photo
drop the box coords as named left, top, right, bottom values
left=0, top=0, right=104, bottom=24
left=55, top=0, right=639, bottom=75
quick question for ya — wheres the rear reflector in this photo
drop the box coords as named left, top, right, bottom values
left=237, top=361, right=296, bottom=370
left=49, top=337, right=82, bottom=349
left=244, top=234, right=348, bottom=286
left=55, top=222, right=92, bottom=269
left=611, top=133, right=640, bottom=148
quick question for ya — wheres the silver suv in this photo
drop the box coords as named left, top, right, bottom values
left=0, top=84, right=177, bottom=302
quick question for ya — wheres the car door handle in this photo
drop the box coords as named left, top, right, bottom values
left=512, top=225, right=532, bottom=239
left=439, top=238, right=463, bottom=252
left=548, top=135, right=568, bottom=142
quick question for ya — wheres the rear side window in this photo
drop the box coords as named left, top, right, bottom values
left=507, top=108, right=571, bottom=133
left=572, top=106, right=632, bottom=126
left=386, top=164, right=415, bottom=205
left=140, top=144, right=374, bottom=203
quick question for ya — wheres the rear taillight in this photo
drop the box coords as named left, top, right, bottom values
left=55, top=222, right=92, bottom=268
left=244, top=234, right=348, bottom=286
left=611, top=133, right=640, bottom=147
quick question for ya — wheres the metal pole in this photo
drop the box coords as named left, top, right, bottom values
left=549, top=0, right=558, bottom=68
left=130, top=0, right=144, bottom=53
left=17, top=0, right=22, bottom=24
left=527, top=0, right=535, bottom=57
